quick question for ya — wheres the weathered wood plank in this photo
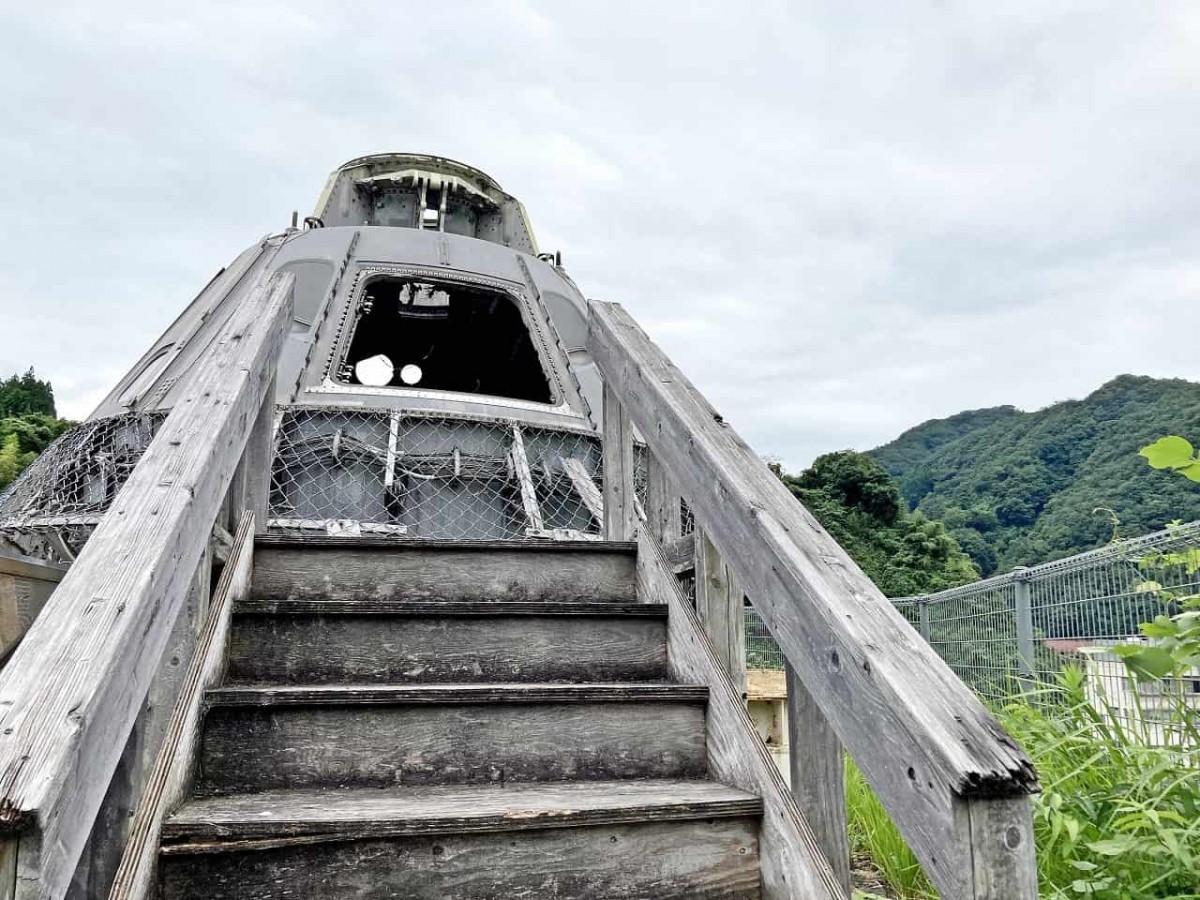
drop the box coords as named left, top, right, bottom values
left=163, top=779, right=762, bottom=844
left=107, top=514, right=256, bottom=900
left=965, top=796, right=1038, bottom=899
left=509, top=425, right=545, bottom=534
left=241, top=378, right=277, bottom=535
left=0, top=272, right=292, bottom=900
left=206, top=683, right=707, bottom=706
left=785, top=663, right=850, bottom=893
left=250, top=541, right=637, bottom=604
left=228, top=608, right=668, bottom=685
left=645, top=452, right=682, bottom=544
left=158, top=818, right=762, bottom=900
left=635, top=529, right=842, bottom=900
left=562, top=456, right=604, bottom=526
left=0, top=839, right=14, bottom=900
left=602, top=382, right=636, bottom=541
left=695, top=531, right=748, bottom=696
left=590, top=300, right=1036, bottom=899
left=199, top=698, right=708, bottom=793
left=0, top=554, right=66, bottom=667
left=663, top=531, right=696, bottom=575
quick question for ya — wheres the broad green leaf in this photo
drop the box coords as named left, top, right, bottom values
left=1140, top=436, right=1195, bottom=469
left=1133, top=581, right=1164, bottom=594
left=1139, top=616, right=1180, bottom=638
left=1178, top=462, right=1200, bottom=482
left=1121, top=646, right=1177, bottom=681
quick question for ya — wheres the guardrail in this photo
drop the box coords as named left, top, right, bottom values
left=0, top=272, right=293, bottom=899
left=589, top=299, right=1039, bottom=899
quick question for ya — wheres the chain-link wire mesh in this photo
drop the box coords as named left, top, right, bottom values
left=893, top=521, right=1200, bottom=740
left=0, top=411, right=166, bottom=561
left=269, top=406, right=606, bottom=541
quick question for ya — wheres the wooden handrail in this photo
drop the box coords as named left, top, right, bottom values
left=0, top=272, right=293, bottom=899
left=588, top=300, right=1038, bottom=899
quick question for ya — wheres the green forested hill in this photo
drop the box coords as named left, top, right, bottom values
left=869, top=375, right=1200, bottom=575
left=776, top=451, right=978, bottom=596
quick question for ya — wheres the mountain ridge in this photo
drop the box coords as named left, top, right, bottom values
left=868, top=374, right=1200, bottom=575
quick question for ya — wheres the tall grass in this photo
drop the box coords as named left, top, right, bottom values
left=845, top=666, right=1200, bottom=899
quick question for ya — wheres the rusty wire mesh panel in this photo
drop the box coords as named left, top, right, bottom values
left=0, top=412, right=166, bottom=561
left=268, top=406, right=606, bottom=541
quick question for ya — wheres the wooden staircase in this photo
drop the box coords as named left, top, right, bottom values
left=155, top=538, right=767, bottom=899
left=0, top=281, right=1037, bottom=900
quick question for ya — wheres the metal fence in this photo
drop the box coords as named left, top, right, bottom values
left=744, top=522, right=1200, bottom=741
left=890, top=523, right=1200, bottom=744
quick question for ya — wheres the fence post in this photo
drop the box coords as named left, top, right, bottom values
left=602, top=382, right=636, bottom=541
left=917, top=595, right=931, bottom=642
left=1012, top=567, right=1035, bottom=691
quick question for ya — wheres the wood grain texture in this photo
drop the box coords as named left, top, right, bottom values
left=107, top=514, right=256, bottom=900
left=158, top=817, right=762, bottom=900
left=0, top=554, right=65, bottom=666
left=636, top=529, right=841, bottom=900
left=695, top=531, right=748, bottom=696
left=965, top=797, right=1038, bottom=899
left=785, top=663, right=850, bottom=893
left=0, top=271, right=293, bottom=900
left=590, top=300, right=1036, bottom=899
left=602, top=382, right=636, bottom=541
left=198, top=698, right=708, bottom=794
left=251, top=541, right=637, bottom=604
left=644, top=453, right=682, bottom=545
left=163, top=779, right=762, bottom=844
left=227, top=610, right=668, bottom=685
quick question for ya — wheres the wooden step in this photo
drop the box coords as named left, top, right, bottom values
left=162, top=779, right=763, bottom=843
left=197, top=684, right=709, bottom=795
left=161, top=805, right=759, bottom=899
left=227, top=601, right=668, bottom=685
left=251, top=536, right=638, bottom=603
left=160, top=782, right=761, bottom=900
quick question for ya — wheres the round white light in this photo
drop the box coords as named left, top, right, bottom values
left=354, top=354, right=394, bottom=387
left=400, top=364, right=423, bottom=386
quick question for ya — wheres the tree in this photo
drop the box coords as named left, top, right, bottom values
left=0, top=368, right=56, bottom=419
left=777, top=450, right=978, bottom=597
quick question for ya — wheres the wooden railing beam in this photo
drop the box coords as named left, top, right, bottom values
left=588, top=300, right=1037, bottom=899
left=0, top=272, right=292, bottom=900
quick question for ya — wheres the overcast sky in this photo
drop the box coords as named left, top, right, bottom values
left=1, top=1, right=1197, bottom=471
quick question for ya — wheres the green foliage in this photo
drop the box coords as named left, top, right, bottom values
left=1140, top=436, right=1200, bottom=483
left=0, top=368, right=56, bottom=418
left=847, top=668, right=1200, bottom=899
left=779, top=450, right=978, bottom=596
left=0, top=370, right=74, bottom=494
left=845, top=758, right=935, bottom=898
left=1002, top=670, right=1200, bottom=899
left=870, top=376, right=1200, bottom=575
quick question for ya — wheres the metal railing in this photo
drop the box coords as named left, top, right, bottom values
left=892, top=522, right=1200, bottom=735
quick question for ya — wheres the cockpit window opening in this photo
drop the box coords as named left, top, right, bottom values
left=336, top=276, right=553, bottom=404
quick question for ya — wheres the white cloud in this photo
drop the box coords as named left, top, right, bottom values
left=1, top=0, right=1198, bottom=471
